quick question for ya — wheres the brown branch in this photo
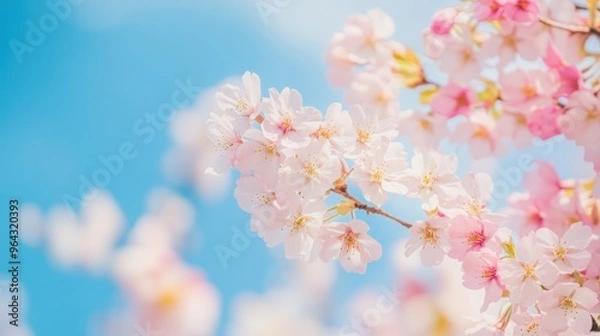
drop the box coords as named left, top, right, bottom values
left=538, top=16, right=600, bottom=37
left=329, top=186, right=413, bottom=229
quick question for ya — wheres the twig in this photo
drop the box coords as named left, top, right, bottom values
left=329, top=186, right=413, bottom=229
left=538, top=16, right=600, bottom=37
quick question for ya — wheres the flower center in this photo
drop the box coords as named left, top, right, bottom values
left=559, top=297, right=576, bottom=312
left=473, top=126, right=490, bottom=139
left=157, top=289, right=180, bottom=310
left=343, top=232, right=359, bottom=252
left=216, top=136, right=234, bottom=150
left=304, top=161, right=319, bottom=178
left=467, top=231, right=486, bottom=246
left=522, top=263, right=536, bottom=279
left=264, top=143, right=278, bottom=156
left=481, top=266, right=497, bottom=280
left=292, top=216, right=307, bottom=232
left=279, top=115, right=294, bottom=133
left=420, top=118, right=432, bottom=130
left=357, top=129, right=371, bottom=144
left=317, top=126, right=335, bottom=139
left=371, top=167, right=385, bottom=183
left=462, top=198, right=483, bottom=216
left=234, top=99, right=252, bottom=115
left=421, top=172, right=437, bottom=187
left=423, top=227, right=439, bottom=245
left=553, top=246, right=567, bottom=260
left=521, top=85, right=537, bottom=99
left=455, top=92, right=470, bottom=108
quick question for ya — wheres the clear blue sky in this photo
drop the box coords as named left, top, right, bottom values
left=0, top=1, right=588, bottom=335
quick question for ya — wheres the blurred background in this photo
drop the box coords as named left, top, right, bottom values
left=0, top=1, right=594, bottom=335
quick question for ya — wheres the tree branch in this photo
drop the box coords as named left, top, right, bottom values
left=329, top=186, right=413, bottom=229
left=538, top=16, right=600, bottom=37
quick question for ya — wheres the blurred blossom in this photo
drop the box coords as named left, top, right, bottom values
left=227, top=289, right=330, bottom=336
left=112, top=244, right=220, bottom=336
left=129, top=188, right=195, bottom=249
left=45, top=191, right=125, bottom=273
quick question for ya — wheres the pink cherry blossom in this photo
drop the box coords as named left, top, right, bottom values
left=523, top=161, right=562, bottom=207
left=352, top=142, right=408, bottom=207
left=236, top=128, right=283, bottom=178
left=347, top=104, right=398, bottom=158
left=430, top=7, right=458, bottom=36
left=405, top=216, right=449, bottom=266
left=448, top=215, right=497, bottom=259
left=263, top=197, right=326, bottom=262
left=437, top=32, right=482, bottom=84
left=536, top=222, right=593, bottom=273
left=559, top=90, right=600, bottom=148
left=527, top=105, right=562, bottom=140
left=326, top=43, right=365, bottom=87
left=205, top=111, right=250, bottom=174
left=462, top=249, right=503, bottom=311
left=498, top=233, right=559, bottom=306
left=481, top=21, right=542, bottom=66
left=431, top=82, right=476, bottom=117
left=397, top=110, right=448, bottom=148
left=499, top=68, right=556, bottom=110
left=313, top=103, right=356, bottom=154
left=452, top=112, right=505, bottom=159
left=320, top=219, right=382, bottom=274
left=234, top=174, right=284, bottom=225
left=443, top=173, right=500, bottom=221
left=401, top=149, right=462, bottom=210
left=543, top=44, right=582, bottom=98
left=511, top=312, right=548, bottom=336
left=505, top=192, right=547, bottom=235
left=283, top=141, right=341, bottom=199
left=495, top=109, right=533, bottom=149
left=215, top=71, right=262, bottom=119
left=503, top=0, right=539, bottom=24
left=261, top=88, right=322, bottom=148
left=346, top=69, right=400, bottom=117
left=539, top=282, right=599, bottom=333
left=340, top=8, right=395, bottom=59
left=473, top=0, right=505, bottom=21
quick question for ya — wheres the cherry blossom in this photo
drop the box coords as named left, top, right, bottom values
left=405, top=216, right=449, bottom=266
left=448, top=215, right=497, bottom=259
left=320, top=219, right=382, bottom=274
left=536, top=222, right=593, bottom=273
left=539, top=282, right=599, bottom=333
left=261, top=88, right=322, bottom=148
left=461, top=249, right=503, bottom=311
left=431, top=82, right=476, bottom=117
left=205, top=111, right=250, bottom=174
left=215, top=71, right=262, bottom=119
left=498, top=233, right=559, bottom=306
left=400, top=149, right=462, bottom=210
left=351, top=142, right=408, bottom=207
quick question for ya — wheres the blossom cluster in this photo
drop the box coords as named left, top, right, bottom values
left=207, top=1, right=600, bottom=334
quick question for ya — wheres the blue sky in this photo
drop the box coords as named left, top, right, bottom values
left=0, top=1, right=593, bottom=335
